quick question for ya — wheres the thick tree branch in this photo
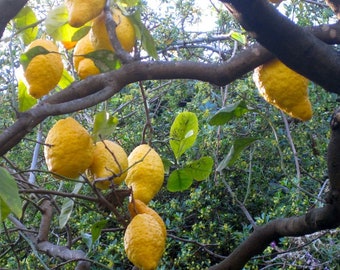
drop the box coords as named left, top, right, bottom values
left=1, top=21, right=340, bottom=157
left=209, top=204, right=340, bottom=270
left=220, top=0, right=340, bottom=93
left=0, top=0, right=28, bottom=38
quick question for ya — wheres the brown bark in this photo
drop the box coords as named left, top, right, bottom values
left=220, top=0, right=340, bottom=93
left=0, top=0, right=28, bottom=38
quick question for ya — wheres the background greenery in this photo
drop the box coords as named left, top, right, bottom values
left=0, top=0, right=339, bottom=269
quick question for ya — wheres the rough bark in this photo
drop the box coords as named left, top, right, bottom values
left=220, top=0, right=340, bottom=93
left=0, top=0, right=28, bottom=38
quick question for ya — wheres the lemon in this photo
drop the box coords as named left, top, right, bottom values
left=124, top=213, right=166, bottom=270
left=44, top=117, right=94, bottom=179
left=23, top=39, right=63, bottom=99
left=90, top=9, right=136, bottom=52
left=253, top=58, right=312, bottom=121
left=73, top=33, right=100, bottom=79
left=125, top=144, right=164, bottom=204
left=66, top=0, right=106, bottom=28
left=128, top=199, right=167, bottom=237
left=88, top=140, right=128, bottom=189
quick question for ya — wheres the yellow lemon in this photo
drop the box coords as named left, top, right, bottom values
left=73, top=33, right=100, bottom=79
left=124, top=213, right=166, bottom=270
left=65, top=0, right=106, bottom=28
left=90, top=9, right=136, bottom=52
left=44, top=117, right=94, bottom=179
left=253, top=58, right=312, bottom=121
left=128, top=199, right=167, bottom=237
left=125, top=144, right=164, bottom=204
left=88, top=140, right=128, bottom=189
left=23, top=39, right=63, bottom=99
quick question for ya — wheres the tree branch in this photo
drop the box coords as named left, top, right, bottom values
left=220, top=0, right=340, bottom=93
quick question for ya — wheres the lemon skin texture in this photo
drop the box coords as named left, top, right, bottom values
left=128, top=199, right=167, bottom=237
left=44, top=117, right=95, bottom=179
left=66, top=0, right=106, bottom=28
left=73, top=33, right=100, bottom=79
left=125, top=144, right=165, bottom=204
left=88, top=140, right=128, bottom=190
left=90, top=9, right=136, bottom=52
left=253, top=58, right=312, bottom=121
left=124, top=213, right=166, bottom=270
left=24, top=39, right=63, bottom=99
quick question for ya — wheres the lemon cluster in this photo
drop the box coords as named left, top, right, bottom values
left=66, top=0, right=136, bottom=79
left=253, top=58, right=313, bottom=121
left=44, top=117, right=166, bottom=269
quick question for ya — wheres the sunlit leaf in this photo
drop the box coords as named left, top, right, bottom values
left=129, top=10, right=158, bottom=59
left=91, top=220, right=107, bottom=243
left=13, top=6, right=38, bottom=45
left=184, top=156, right=214, bottom=181
left=59, top=183, right=82, bottom=228
left=217, top=137, right=259, bottom=171
left=170, top=111, right=199, bottom=160
left=92, top=111, right=119, bottom=142
left=209, top=100, right=249, bottom=126
left=86, top=50, right=121, bottom=72
left=81, top=233, right=92, bottom=250
left=57, top=69, right=75, bottom=90
left=45, top=5, right=89, bottom=42
left=229, top=30, right=247, bottom=45
left=18, top=80, right=37, bottom=111
left=0, top=167, right=22, bottom=221
left=167, top=169, right=193, bottom=192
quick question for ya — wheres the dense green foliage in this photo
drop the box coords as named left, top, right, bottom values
left=0, top=0, right=339, bottom=269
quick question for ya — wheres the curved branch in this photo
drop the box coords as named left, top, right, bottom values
left=209, top=204, right=340, bottom=270
left=0, top=0, right=28, bottom=38
left=220, top=0, right=340, bottom=93
left=1, top=22, right=340, bottom=157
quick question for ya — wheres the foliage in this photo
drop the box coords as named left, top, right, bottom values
left=0, top=0, right=339, bottom=269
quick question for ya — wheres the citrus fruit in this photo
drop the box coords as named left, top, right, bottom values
left=128, top=199, right=166, bottom=237
left=125, top=144, right=164, bottom=204
left=65, top=0, right=106, bottom=28
left=44, top=117, right=94, bottom=179
left=90, top=9, right=136, bottom=52
left=88, top=140, right=128, bottom=189
left=73, top=32, right=100, bottom=79
left=61, top=40, right=78, bottom=50
left=253, top=58, right=312, bottom=121
left=124, top=213, right=166, bottom=270
left=23, top=39, right=63, bottom=99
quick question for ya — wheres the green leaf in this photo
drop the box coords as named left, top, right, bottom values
left=170, top=111, right=199, bottom=160
left=59, top=183, right=82, bottom=228
left=92, top=111, right=119, bottom=142
left=45, top=5, right=89, bottom=41
left=91, top=220, right=107, bottom=243
left=184, top=156, right=214, bottom=181
left=209, top=100, right=249, bottom=126
left=18, top=80, right=37, bottom=111
left=20, top=46, right=52, bottom=70
left=129, top=11, right=158, bottom=59
left=81, top=233, right=93, bottom=250
left=217, top=137, right=259, bottom=171
left=86, top=50, right=121, bottom=73
left=13, top=6, right=38, bottom=45
left=0, top=167, right=22, bottom=221
left=57, top=69, right=75, bottom=90
left=229, top=30, right=247, bottom=45
left=167, top=169, right=193, bottom=192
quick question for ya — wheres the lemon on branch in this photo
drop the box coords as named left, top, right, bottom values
left=90, top=9, right=136, bottom=52
left=23, top=39, right=63, bottom=99
left=124, top=213, right=166, bottom=270
left=65, top=0, right=106, bottom=27
left=125, top=144, right=164, bottom=204
left=253, top=58, right=312, bottom=121
left=88, top=140, right=128, bottom=189
left=44, top=117, right=94, bottom=179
